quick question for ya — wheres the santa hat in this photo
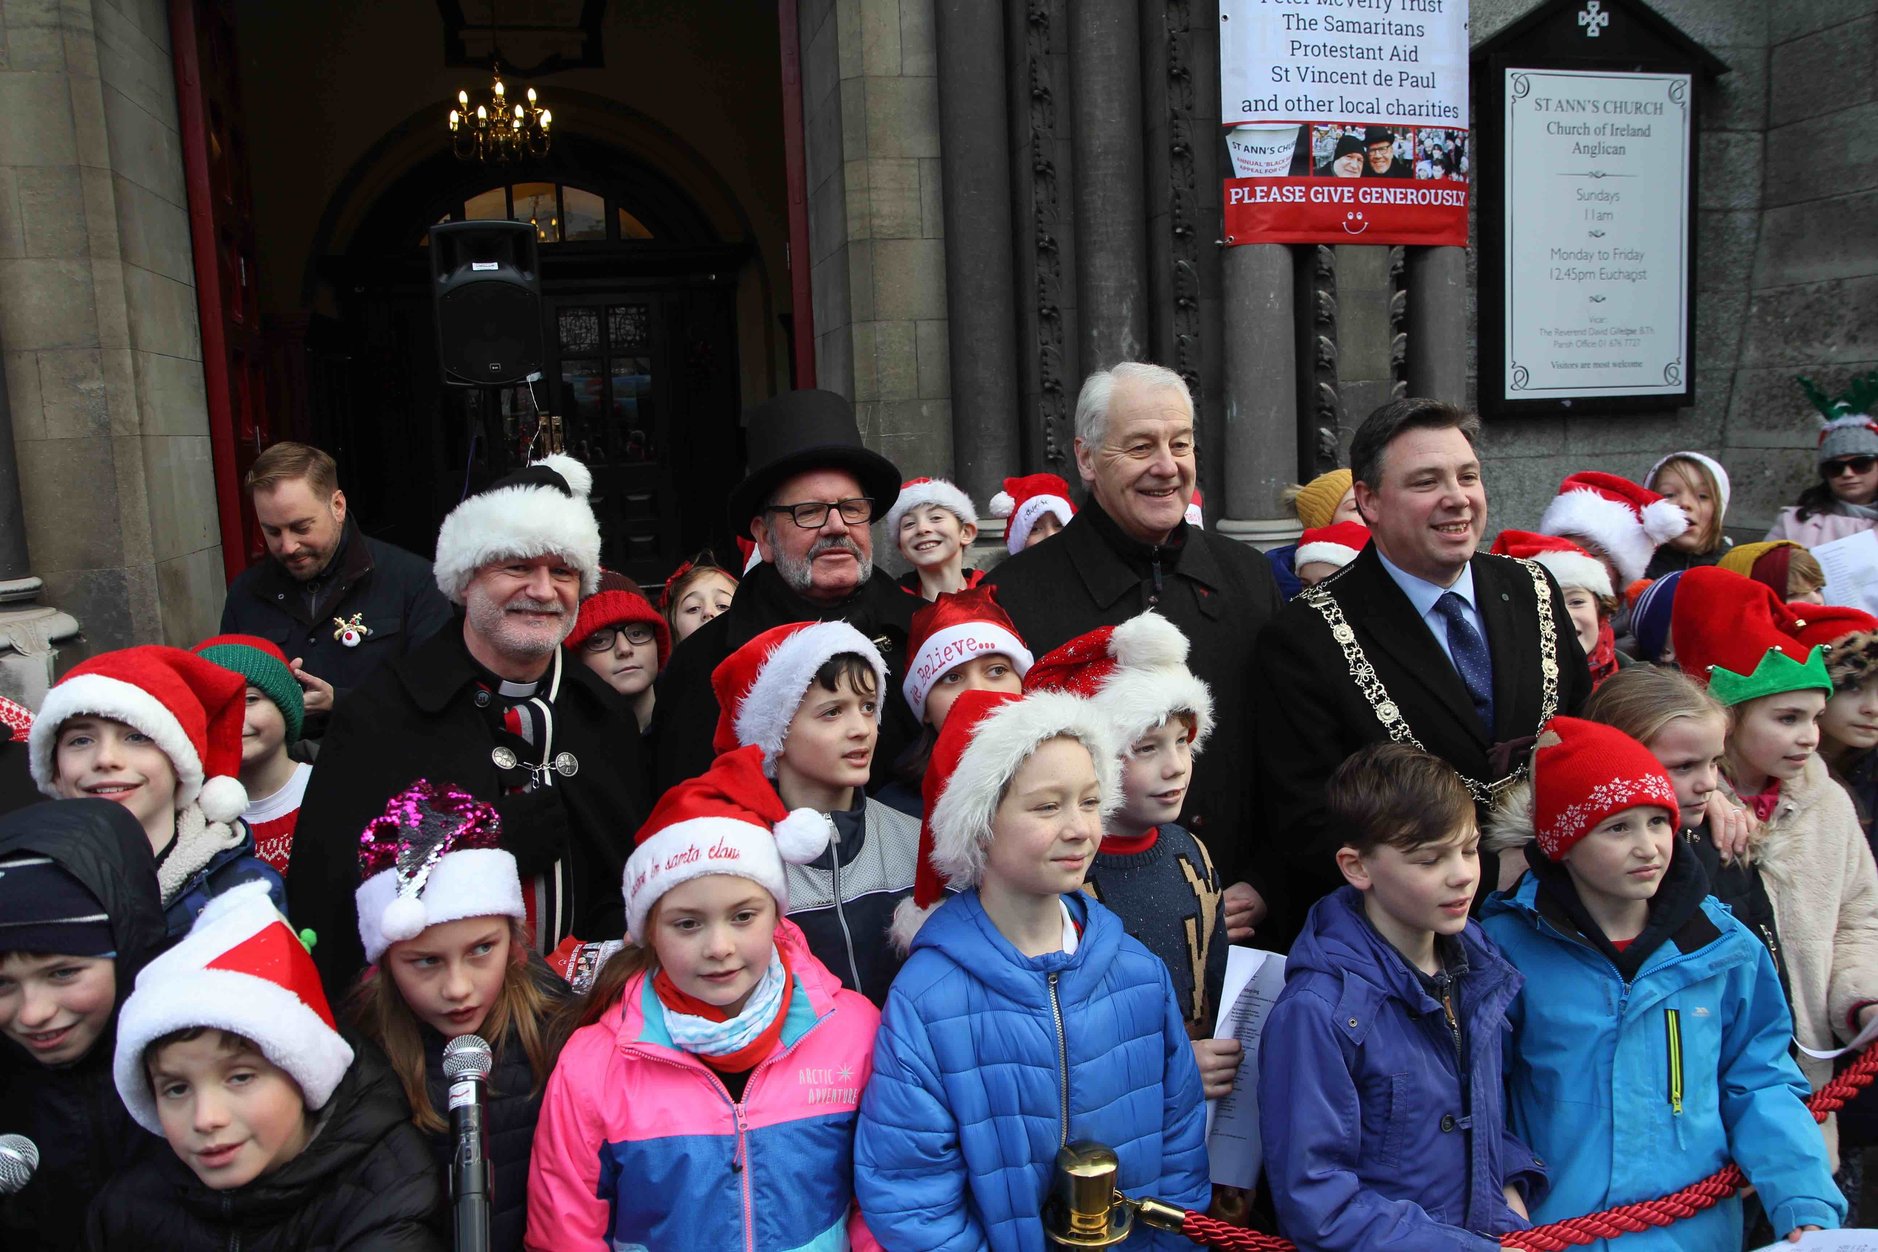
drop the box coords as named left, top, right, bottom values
left=622, top=744, right=830, bottom=941
left=354, top=781, right=523, bottom=966
left=1185, top=488, right=1206, bottom=529
left=1489, top=529, right=1613, bottom=598
left=902, top=587, right=1034, bottom=722
left=1537, top=471, right=1688, bottom=585
left=990, top=473, right=1076, bottom=554
left=1528, top=717, right=1679, bottom=860
left=1671, top=566, right=1832, bottom=706
left=114, top=882, right=353, bottom=1134
left=889, top=689, right=1119, bottom=951
left=1645, top=451, right=1732, bottom=518
left=1803, top=372, right=1878, bottom=467
left=1293, top=468, right=1353, bottom=531
left=1295, top=521, right=1371, bottom=574
left=31, top=645, right=249, bottom=825
left=432, top=453, right=602, bottom=604
left=885, top=477, right=978, bottom=537
left=1024, top=612, right=1214, bottom=752
left=565, top=589, right=673, bottom=669
left=710, top=621, right=889, bottom=774
left=738, top=538, right=762, bottom=575
left=192, top=634, right=306, bottom=746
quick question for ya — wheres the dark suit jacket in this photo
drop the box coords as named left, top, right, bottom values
left=1249, top=544, right=1591, bottom=949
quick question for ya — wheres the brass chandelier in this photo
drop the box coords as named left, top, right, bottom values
left=447, top=62, right=551, bottom=164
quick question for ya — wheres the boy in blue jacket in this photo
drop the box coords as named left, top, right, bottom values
left=856, top=689, right=1209, bottom=1250
left=1484, top=716, right=1843, bottom=1250
left=1259, top=742, right=1543, bottom=1251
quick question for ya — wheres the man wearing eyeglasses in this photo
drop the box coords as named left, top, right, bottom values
left=652, top=389, right=921, bottom=790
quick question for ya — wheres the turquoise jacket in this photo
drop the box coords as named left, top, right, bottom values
left=1482, top=869, right=1844, bottom=1251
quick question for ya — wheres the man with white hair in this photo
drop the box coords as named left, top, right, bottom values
left=984, top=363, right=1284, bottom=935
left=288, top=454, right=651, bottom=994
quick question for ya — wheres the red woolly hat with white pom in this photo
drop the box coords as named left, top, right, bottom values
left=990, top=473, right=1076, bottom=554
left=30, top=644, right=248, bottom=825
left=1489, top=529, right=1613, bottom=598
left=1024, top=611, right=1215, bottom=750
left=1537, top=471, right=1688, bottom=585
left=622, top=744, right=831, bottom=941
left=710, top=620, right=888, bottom=774
left=354, top=780, right=523, bottom=965
left=885, top=476, right=978, bottom=536
left=1295, top=521, right=1371, bottom=574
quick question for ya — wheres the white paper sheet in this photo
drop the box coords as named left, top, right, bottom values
left=1205, top=947, right=1288, bottom=1189
left=1750, top=1230, right=1878, bottom=1251
left=1814, top=530, right=1878, bottom=616
left=1797, top=1011, right=1878, bottom=1061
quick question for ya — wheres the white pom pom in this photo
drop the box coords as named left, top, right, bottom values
left=533, top=453, right=593, bottom=498
left=1640, top=498, right=1690, bottom=543
left=888, top=895, right=939, bottom=955
left=1108, top=612, right=1190, bottom=669
left=989, top=490, right=1015, bottom=519
left=773, top=808, right=833, bottom=864
left=380, top=894, right=429, bottom=944
left=197, top=775, right=249, bottom=825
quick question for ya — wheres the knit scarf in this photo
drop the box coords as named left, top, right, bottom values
left=1831, top=499, right=1878, bottom=522
left=653, top=944, right=793, bottom=1074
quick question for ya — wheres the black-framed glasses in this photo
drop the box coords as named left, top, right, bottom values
left=580, top=623, right=658, bottom=653
left=764, top=497, right=875, bottom=529
left=1826, top=456, right=1877, bottom=477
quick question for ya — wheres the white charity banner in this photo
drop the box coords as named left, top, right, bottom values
left=1218, top=0, right=1469, bottom=128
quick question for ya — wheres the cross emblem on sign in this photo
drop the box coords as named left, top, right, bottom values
left=1578, top=0, right=1610, bottom=36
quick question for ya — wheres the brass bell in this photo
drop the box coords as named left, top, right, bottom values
left=1044, top=1142, right=1134, bottom=1247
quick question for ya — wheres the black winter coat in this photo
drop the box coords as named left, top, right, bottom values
left=651, top=561, right=920, bottom=791
left=1250, top=545, right=1592, bottom=949
left=85, top=1034, right=446, bottom=1252
left=982, top=502, right=1285, bottom=886
left=0, top=800, right=167, bottom=1252
left=289, top=623, right=650, bottom=996
left=222, top=517, right=453, bottom=732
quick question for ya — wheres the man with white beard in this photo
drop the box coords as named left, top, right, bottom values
left=288, top=455, right=651, bottom=996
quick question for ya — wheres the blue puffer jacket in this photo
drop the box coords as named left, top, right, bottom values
left=855, top=889, right=1208, bottom=1250
left=1482, top=868, right=1845, bottom=1250
left=1259, top=886, right=1544, bottom=1251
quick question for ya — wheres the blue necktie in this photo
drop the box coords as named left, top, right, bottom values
left=1435, top=592, right=1495, bottom=736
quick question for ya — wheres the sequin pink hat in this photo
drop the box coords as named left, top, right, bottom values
left=354, top=780, right=523, bottom=964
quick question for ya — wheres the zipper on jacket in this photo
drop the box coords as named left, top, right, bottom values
left=222, top=1194, right=238, bottom=1252
left=1664, top=1008, right=1684, bottom=1116
left=827, top=818, right=862, bottom=991
left=1049, top=972, right=1070, bottom=1146
left=734, top=1101, right=755, bottom=1252
left=1149, top=551, right=1165, bottom=605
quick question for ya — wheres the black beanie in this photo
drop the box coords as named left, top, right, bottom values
left=0, top=852, right=114, bottom=957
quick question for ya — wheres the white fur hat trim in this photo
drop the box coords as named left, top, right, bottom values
left=31, top=672, right=206, bottom=807
left=1004, top=493, right=1074, bottom=554
left=928, top=690, right=1120, bottom=891
left=622, top=811, right=830, bottom=941
left=902, top=622, right=1035, bottom=721
left=1096, top=613, right=1215, bottom=751
left=114, top=883, right=353, bottom=1135
left=733, top=621, right=888, bottom=775
left=1538, top=488, right=1685, bottom=586
left=885, top=479, right=979, bottom=536
left=1530, top=549, right=1613, bottom=598
left=1294, top=538, right=1362, bottom=571
left=432, top=458, right=603, bottom=604
left=355, top=847, right=525, bottom=966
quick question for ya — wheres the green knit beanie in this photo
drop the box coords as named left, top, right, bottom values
left=191, top=634, right=305, bottom=744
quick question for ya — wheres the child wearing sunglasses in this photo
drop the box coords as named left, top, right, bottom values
left=1767, top=372, right=1878, bottom=547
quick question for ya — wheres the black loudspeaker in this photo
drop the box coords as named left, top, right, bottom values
left=430, top=221, right=544, bottom=386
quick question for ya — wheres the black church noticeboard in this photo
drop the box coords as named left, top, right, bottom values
left=1473, top=0, right=1726, bottom=419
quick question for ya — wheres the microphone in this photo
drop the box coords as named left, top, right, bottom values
left=0, top=1134, right=38, bottom=1197
left=442, top=1035, right=493, bottom=1252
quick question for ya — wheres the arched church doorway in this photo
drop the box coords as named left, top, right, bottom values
left=310, top=136, right=749, bottom=587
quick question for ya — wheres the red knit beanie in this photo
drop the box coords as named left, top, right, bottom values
left=1529, top=716, right=1680, bottom=860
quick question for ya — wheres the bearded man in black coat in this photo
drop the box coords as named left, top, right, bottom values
left=1250, top=399, right=1592, bottom=950
left=983, top=362, right=1284, bottom=939
left=652, top=389, right=919, bottom=792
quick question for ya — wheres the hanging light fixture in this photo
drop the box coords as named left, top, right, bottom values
left=448, top=60, right=551, bottom=163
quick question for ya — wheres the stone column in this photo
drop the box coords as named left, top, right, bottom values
left=1406, top=246, right=1467, bottom=404
left=933, top=0, right=1019, bottom=503
left=1069, top=0, right=1148, bottom=370
left=1218, top=244, right=1298, bottom=550
left=0, top=351, right=79, bottom=705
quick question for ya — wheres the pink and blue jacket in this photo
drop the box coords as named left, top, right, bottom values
left=525, top=919, right=883, bottom=1251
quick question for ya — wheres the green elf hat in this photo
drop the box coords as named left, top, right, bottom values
left=1670, top=566, right=1831, bottom=707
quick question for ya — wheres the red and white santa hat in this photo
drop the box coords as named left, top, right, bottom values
left=710, top=621, right=889, bottom=774
left=623, top=744, right=830, bottom=940
left=1295, top=521, right=1372, bottom=574
left=433, top=453, right=602, bottom=604
left=113, top=882, right=353, bottom=1133
left=1185, top=488, right=1206, bottom=530
left=1489, top=529, right=1613, bottom=598
left=884, top=476, right=978, bottom=537
left=1537, top=471, right=1688, bottom=585
left=990, top=473, right=1076, bottom=554
left=1528, top=716, right=1679, bottom=860
left=890, top=689, right=1119, bottom=951
left=1023, top=612, right=1215, bottom=751
left=30, top=645, right=249, bottom=824
left=902, top=587, right=1034, bottom=722
left=354, top=780, right=524, bottom=965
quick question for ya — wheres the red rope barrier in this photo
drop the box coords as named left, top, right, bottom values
left=1162, top=1043, right=1878, bottom=1251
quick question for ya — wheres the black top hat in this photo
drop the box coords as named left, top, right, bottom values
left=1364, top=127, right=1397, bottom=146
left=727, top=389, right=903, bottom=532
